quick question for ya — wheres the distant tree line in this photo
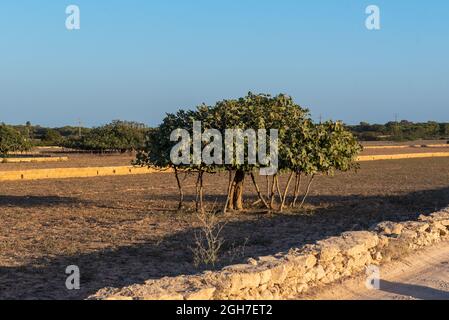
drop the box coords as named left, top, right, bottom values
left=10, top=122, right=91, bottom=147
left=2, top=118, right=448, bottom=157
left=63, top=121, right=148, bottom=153
left=349, top=121, right=449, bottom=142
left=0, top=120, right=148, bottom=155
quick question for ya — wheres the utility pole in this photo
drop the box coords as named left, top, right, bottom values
left=394, top=113, right=400, bottom=138
left=77, top=119, right=82, bottom=138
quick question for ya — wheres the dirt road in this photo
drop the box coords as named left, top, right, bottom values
left=307, top=242, right=449, bottom=300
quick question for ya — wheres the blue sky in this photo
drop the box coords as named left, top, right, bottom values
left=0, top=0, right=448, bottom=127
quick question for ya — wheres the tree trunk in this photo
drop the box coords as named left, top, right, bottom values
left=266, top=176, right=270, bottom=199
left=280, top=172, right=294, bottom=212
left=228, top=169, right=245, bottom=211
left=174, top=167, right=184, bottom=210
left=269, top=175, right=276, bottom=210
left=200, top=171, right=204, bottom=213
left=275, top=175, right=283, bottom=210
left=195, top=171, right=203, bottom=212
left=250, top=172, right=269, bottom=209
left=299, top=175, right=315, bottom=209
left=292, top=172, right=302, bottom=207
left=223, top=170, right=234, bottom=214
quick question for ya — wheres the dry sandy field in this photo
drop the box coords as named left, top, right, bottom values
left=1, top=152, right=449, bottom=299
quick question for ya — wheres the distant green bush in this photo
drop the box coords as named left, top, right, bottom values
left=0, top=124, right=32, bottom=156
left=64, top=120, right=148, bottom=153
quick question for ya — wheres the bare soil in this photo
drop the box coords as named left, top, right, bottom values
left=1, top=157, right=449, bottom=299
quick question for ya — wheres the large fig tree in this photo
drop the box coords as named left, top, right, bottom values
left=136, top=93, right=361, bottom=213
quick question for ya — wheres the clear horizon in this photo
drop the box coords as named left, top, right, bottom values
left=1, top=0, right=448, bottom=127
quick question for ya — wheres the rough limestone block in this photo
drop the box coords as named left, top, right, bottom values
left=340, top=231, right=379, bottom=258
left=268, top=262, right=292, bottom=285
left=104, top=296, right=134, bottom=300
left=184, top=287, right=216, bottom=300
left=142, top=293, right=184, bottom=300
left=372, top=221, right=404, bottom=236
left=402, top=222, right=430, bottom=233
left=286, top=254, right=317, bottom=270
left=314, top=265, right=326, bottom=281
left=226, top=271, right=262, bottom=295
left=316, top=238, right=341, bottom=262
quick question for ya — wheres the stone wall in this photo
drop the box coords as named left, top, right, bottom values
left=1, top=157, right=68, bottom=163
left=92, top=208, right=449, bottom=300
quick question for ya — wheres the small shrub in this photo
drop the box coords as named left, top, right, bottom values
left=190, top=210, right=226, bottom=268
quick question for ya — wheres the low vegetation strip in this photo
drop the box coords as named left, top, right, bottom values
left=0, top=165, right=160, bottom=181
left=91, top=208, right=449, bottom=300
left=1, top=157, right=68, bottom=163
left=357, top=152, right=449, bottom=162
left=364, top=145, right=410, bottom=149
left=364, top=144, right=449, bottom=149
